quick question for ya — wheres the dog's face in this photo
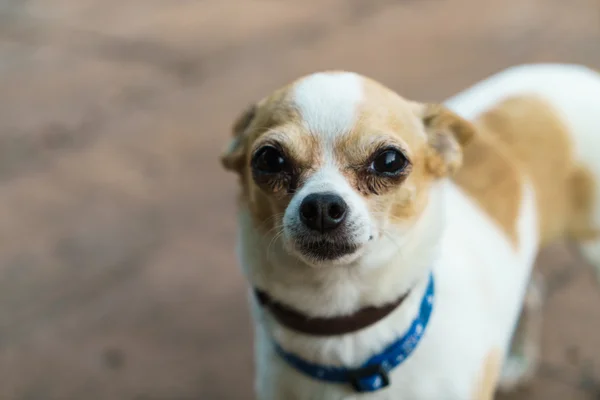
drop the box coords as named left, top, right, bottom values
left=222, top=72, right=473, bottom=268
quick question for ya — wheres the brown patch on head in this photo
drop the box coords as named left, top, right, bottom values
left=335, top=80, right=418, bottom=197
left=472, top=348, right=502, bottom=400
left=220, top=84, right=322, bottom=232
left=220, top=86, right=311, bottom=176
left=331, top=77, right=476, bottom=225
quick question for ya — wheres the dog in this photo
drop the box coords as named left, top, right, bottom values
left=220, top=64, right=600, bottom=399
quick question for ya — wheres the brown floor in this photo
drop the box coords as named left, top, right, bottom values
left=1, top=1, right=600, bottom=399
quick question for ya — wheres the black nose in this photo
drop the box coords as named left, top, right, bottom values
left=299, top=192, right=348, bottom=233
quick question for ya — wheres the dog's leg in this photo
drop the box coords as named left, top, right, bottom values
left=566, top=164, right=600, bottom=283
left=497, top=272, right=545, bottom=392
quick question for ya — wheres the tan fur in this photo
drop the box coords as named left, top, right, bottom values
left=221, top=84, right=320, bottom=232
left=334, top=78, right=440, bottom=225
left=472, top=348, right=502, bottom=400
left=339, top=79, right=476, bottom=226
left=222, top=74, right=476, bottom=237
left=476, top=96, right=578, bottom=245
left=454, top=95, right=598, bottom=247
left=567, top=164, right=600, bottom=240
left=453, top=119, right=524, bottom=246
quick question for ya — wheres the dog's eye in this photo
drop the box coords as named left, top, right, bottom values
left=252, top=146, right=288, bottom=174
left=371, top=148, right=408, bottom=176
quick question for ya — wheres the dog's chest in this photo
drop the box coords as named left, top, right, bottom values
left=255, top=291, right=493, bottom=400
left=254, top=182, right=539, bottom=400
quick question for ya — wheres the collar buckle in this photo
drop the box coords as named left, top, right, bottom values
left=348, top=363, right=390, bottom=393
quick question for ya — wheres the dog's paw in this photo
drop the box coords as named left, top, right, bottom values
left=498, top=273, right=545, bottom=393
left=498, top=352, right=538, bottom=392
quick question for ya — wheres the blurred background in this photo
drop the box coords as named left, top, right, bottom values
left=0, top=0, right=599, bottom=399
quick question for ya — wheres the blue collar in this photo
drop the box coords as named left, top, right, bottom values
left=271, top=273, right=435, bottom=393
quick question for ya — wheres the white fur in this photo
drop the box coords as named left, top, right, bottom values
left=293, top=72, right=363, bottom=142
left=282, top=165, right=373, bottom=267
left=237, top=64, right=600, bottom=399
left=446, top=63, right=600, bottom=277
left=283, top=73, right=373, bottom=267
left=286, top=72, right=410, bottom=269
left=242, top=180, right=537, bottom=399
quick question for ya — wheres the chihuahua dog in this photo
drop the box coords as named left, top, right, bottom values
left=221, top=64, right=600, bottom=399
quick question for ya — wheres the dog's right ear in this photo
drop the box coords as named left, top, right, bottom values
left=220, top=104, right=257, bottom=174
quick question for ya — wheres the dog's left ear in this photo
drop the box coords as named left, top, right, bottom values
left=415, top=103, right=475, bottom=177
left=220, top=104, right=257, bottom=174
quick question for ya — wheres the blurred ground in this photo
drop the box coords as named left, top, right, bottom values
left=0, top=0, right=599, bottom=399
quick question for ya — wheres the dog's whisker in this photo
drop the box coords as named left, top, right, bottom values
left=266, top=229, right=285, bottom=263
left=381, top=229, right=403, bottom=252
left=257, top=213, right=286, bottom=232
left=263, top=221, right=285, bottom=238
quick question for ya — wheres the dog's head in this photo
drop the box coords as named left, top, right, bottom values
left=222, top=72, right=474, bottom=269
